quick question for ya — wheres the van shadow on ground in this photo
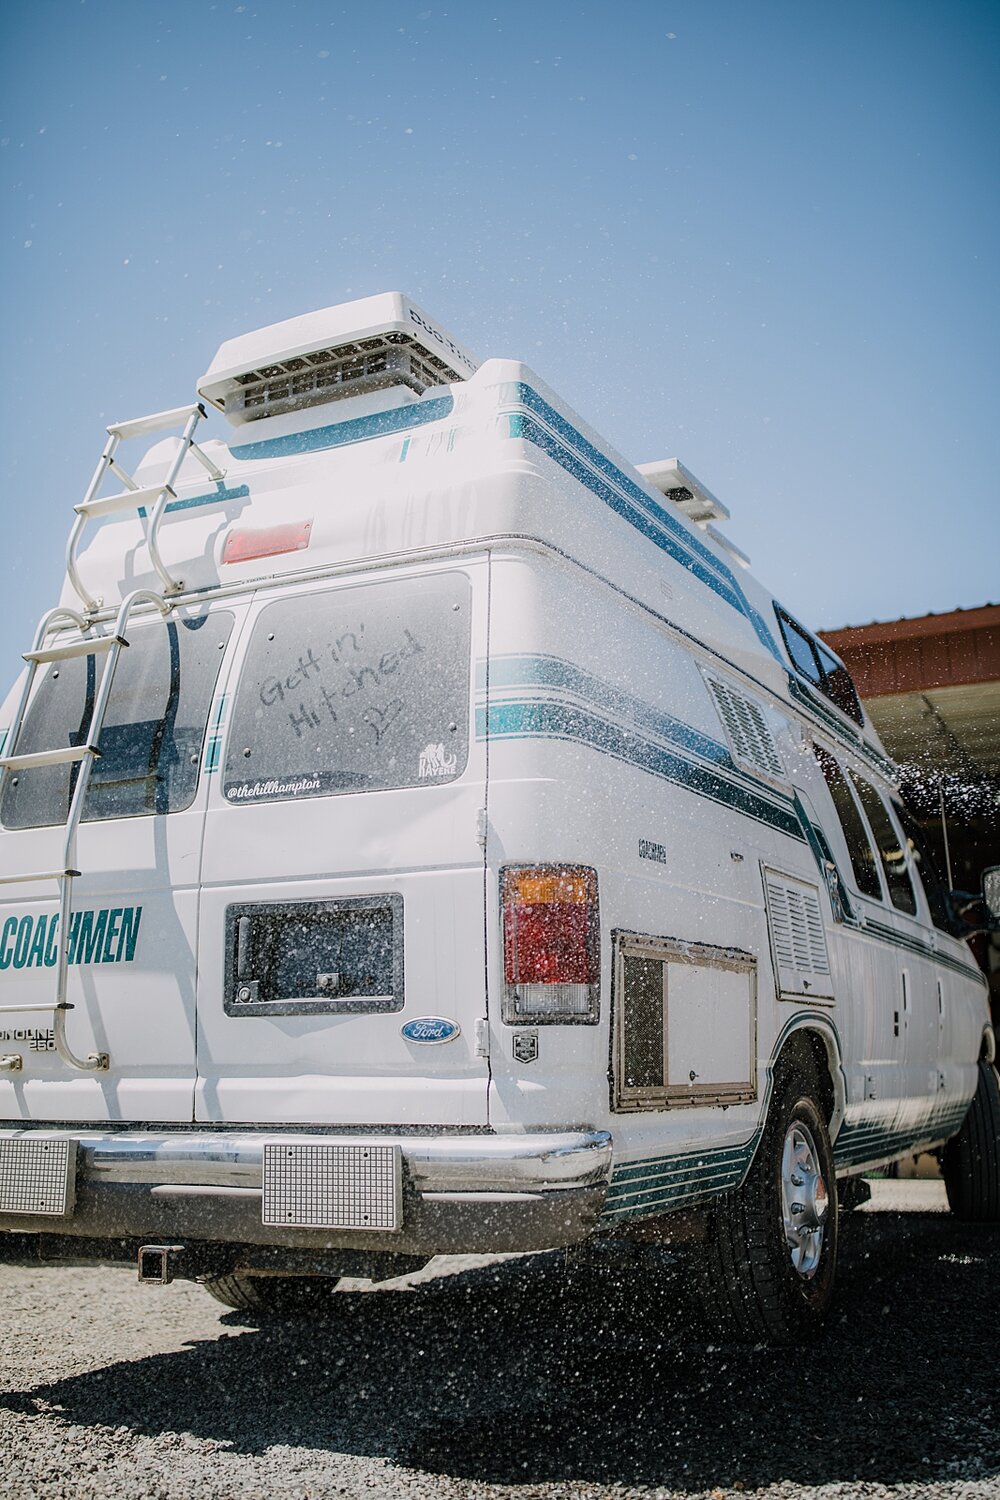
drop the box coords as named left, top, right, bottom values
left=3, top=1209, right=998, bottom=1492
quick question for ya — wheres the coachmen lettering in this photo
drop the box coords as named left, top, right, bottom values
left=0, top=907, right=142, bottom=970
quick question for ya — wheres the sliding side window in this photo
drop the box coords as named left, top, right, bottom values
left=848, top=771, right=918, bottom=916
left=892, top=799, right=953, bottom=931
left=813, top=745, right=882, bottom=900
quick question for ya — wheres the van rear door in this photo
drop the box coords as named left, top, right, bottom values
left=0, top=606, right=235, bottom=1122
left=195, top=562, right=489, bottom=1127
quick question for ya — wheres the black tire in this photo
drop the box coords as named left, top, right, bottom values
left=202, top=1273, right=342, bottom=1314
left=942, top=1060, right=1000, bottom=1222
left=699, top=1069, right=839, bottom=1345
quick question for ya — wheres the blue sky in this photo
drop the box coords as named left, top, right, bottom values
left=1, top=1, right=997, bottom=692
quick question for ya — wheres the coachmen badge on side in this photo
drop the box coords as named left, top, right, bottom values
left=400, top=1016, right=461, bottom=1044
left=512, top=1030, right=539, bottom=1064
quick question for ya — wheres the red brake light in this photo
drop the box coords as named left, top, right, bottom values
left=502, top=865, right=599, bottom=986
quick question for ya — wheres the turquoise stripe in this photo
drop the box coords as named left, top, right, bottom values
left=603, top=1140, right=756, bottom=1220
left=481, top=699, right=804, bottom=840
left=833, top=1103, right=968, bottom=1167
left=486, top=653, right=734, bottom=770
left=501, top=383, right=784, bottom=664
left=605, top=1101, right=969, bottom=1223
left=137, top=483, right=250, bottom=518
left=231, top=394, right=454, bottom=460
left=864, top=917, right=984, bottom=985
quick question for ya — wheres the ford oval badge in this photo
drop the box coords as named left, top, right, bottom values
left=401, top=1016, right=461, bottom=1045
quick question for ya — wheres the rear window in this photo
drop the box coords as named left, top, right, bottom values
left=223, top=572, right=471, bottom=805
left=1, top=610, right=233, bottom=829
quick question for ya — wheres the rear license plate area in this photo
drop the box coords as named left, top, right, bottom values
left=0, top=1137, right=76, bottom=1217
left=262, top=1141, right=402, bottom=1231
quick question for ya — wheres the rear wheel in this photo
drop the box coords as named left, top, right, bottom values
left=202, top=1273, right=342, bottom=1314
left=700, top=1071, right=839, bottom=1344
left=942, top=1061, right=1000, bottom=1222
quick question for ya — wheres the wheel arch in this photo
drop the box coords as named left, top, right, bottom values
left=768, top=1016, right=846, bottom=1140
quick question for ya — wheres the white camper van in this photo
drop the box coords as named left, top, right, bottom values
left=1, top=293, right=997, bottom=1343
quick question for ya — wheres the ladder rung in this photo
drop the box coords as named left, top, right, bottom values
left=0, top=869, right=80, bottom=886
left=24, top=635, right=127, bottom=666
left=107, top=404, right=203, bottom=441
left=0, top=1002, right=73, bottom=1015
left=75, top=484, right=175, bottom=520
left=0, top=744, right=100, bottom=772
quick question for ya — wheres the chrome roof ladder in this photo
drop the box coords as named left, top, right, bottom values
left=0, top=402, right=224, bottom=1073
left=67, top=402, right=224, bottom=613
left=0, top=591, right=172, bottom=1072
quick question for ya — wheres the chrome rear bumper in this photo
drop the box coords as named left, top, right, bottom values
left=0, top=1126, right=613, bottom=1263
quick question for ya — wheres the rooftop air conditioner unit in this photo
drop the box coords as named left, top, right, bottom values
left=198, top=292, right=479, bottom=426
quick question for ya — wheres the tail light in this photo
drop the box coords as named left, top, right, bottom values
left=501, top=865, right=600, bottom=1024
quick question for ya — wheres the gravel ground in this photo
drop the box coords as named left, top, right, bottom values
left=1, top=1180, right=997, bottom=1500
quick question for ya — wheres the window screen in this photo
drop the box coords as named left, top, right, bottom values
left=224, top=572, right=470, bottom=805
left=813, top=745, right=883, bottom=900
left=848, top=771, right=917, bottom=916
left=1, top=611, right=233, bottom=829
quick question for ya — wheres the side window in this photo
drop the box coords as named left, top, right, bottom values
left=815, top=641, right=864, bottom=724
left=1, top=611, right=234, bottom=829
left=224, top=572, right=471, bottom=806
left=776, top=610, right=822, bottom=685
left=813, top=745, right=883, bottom=900
left=776, top=607, right=864, bottom=726
left=892, top=798, right=953, bottom=932
left=848, top=771, right=918, bottom=916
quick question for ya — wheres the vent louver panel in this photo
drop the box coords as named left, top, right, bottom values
left=706, top=675, right=785, bottom=779
left=763, top=869, right=834, bottom=999
left=228, top=333, right=463, bottom=423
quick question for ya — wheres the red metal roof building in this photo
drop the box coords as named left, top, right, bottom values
left=820, top=603, right=1000, bottom=891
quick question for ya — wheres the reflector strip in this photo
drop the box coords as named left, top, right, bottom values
left=222, top=520, right=312, bottom=565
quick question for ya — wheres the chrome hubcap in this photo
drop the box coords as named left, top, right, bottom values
left=780, top=1120, right=828, bottom=1279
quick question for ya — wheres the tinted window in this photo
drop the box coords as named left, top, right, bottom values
left=1, top=611, right=233, bottom=829
left=892, top=799, right=952, bottom=932
left=815, top=641, right=864, bottom=724
left=777, top=607, right=864, bottom=725
left=777, top=611, right=822, bottom=684
left=848, top=771, right=917, bottom=916
left=224, top=572, right=470, bottom=805
left=813, top=745, right=882, bottom=900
